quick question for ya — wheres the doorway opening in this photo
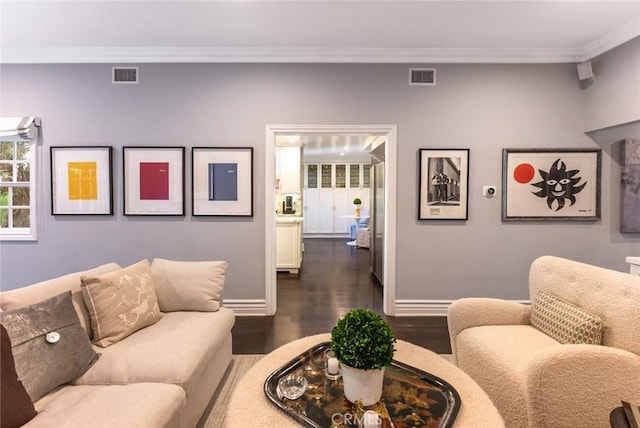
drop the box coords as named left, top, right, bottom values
left=265, top=124, right=397, bottom=316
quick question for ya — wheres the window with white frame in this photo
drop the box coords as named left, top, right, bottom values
left=0, top=117, right=39, bottom=241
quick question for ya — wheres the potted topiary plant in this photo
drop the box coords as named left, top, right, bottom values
left=353, top=198, right=362, bottom=217
left=330, top=308, right=396, bottom=405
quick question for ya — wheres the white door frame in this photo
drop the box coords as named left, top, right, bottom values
left=265, top=124, right=397, bottom=316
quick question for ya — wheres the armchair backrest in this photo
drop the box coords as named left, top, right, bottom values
left=529, top=255, right=640, bottom=355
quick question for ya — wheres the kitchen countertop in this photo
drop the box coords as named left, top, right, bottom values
left=276, top=215, right=303, bottom=223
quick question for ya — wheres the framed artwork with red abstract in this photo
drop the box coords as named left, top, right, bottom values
left=123, top=146, right=185, bottom=216
left=502, top=148, right=601, bottom=221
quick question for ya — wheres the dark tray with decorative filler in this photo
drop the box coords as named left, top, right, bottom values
left=264, top=342, right=461, bottom=428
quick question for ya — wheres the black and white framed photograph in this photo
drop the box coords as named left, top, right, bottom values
left=502, top=148, right=601, bottom=221
left=418, top=148, right=469, bottom=220
left=192, top=147, right=253, bottom=216
left=50, top=146, right=113, bottom=215
left=123, top=146, right=185, bottom=216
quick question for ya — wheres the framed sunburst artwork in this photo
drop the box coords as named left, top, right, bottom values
left=502, top=148, right=601, bottom=221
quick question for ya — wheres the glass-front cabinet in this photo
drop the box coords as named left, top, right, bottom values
left=303, top=162, right=372, bottom=235
left=321, top=164, right=332, bottom=188
left=305, top=162, right=368, bottom=189
left=306, top=164, right=318, bottom=189
left=349, top=164, right=360, bottom=188
left=334, top=164, right=346, bottom=189
left=363, top=164, right=371, bottom=188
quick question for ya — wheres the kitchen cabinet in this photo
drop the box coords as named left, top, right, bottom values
left=277, top=147, right=301, bottom=194
left=277, top=217, right=303, bottom=274
left=303, top=162, right=368, bottom=234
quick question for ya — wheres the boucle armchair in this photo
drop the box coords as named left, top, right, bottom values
left=447, top=255, right=640, bottom=428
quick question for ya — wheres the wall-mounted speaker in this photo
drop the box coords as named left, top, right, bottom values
left=577, top=61, right=594, bottom=81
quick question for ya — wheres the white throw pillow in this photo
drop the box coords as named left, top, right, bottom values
left=151, top=259, right=227, bottom=312
left=81, top=260, right=163, bottom=348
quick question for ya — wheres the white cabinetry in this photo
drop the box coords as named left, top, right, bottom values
left=276, top=217, right=303, bottom=274
left=304, top=163, right=356, bottom=234
left=277, top=147, right=301, bottom=194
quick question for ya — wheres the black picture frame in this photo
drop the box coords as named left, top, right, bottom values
left=191, top=147, right=254, bottom=217
left=122, top=146, right=185, bottom=216
left=418, top=149, right=470, bottom=220
left=50, top=146, right=113, bottom=215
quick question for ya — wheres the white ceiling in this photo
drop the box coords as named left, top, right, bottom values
left=276, top=134, right=379, bottom=162
left=1, top=1, right=639, bottom=64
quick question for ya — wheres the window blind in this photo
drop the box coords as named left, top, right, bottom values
left=0, top=117, right=41, bottom=140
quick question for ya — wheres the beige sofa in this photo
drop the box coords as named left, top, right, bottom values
left=447, top=255, right=640, bottom=428
left=0, top=260, right=235, bottom=428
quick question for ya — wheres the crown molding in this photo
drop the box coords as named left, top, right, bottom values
left=1, top=46, right=589, bottom=65
left=2, top=27, right=637, bottom=64
left=581, top=17, right=640, bottom=61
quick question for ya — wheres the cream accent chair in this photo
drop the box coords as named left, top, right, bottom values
left=447, top=255, right=640, bottom=428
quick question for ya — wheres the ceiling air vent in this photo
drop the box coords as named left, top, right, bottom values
left=409, top=68, right=436, bottom=86
left=112, top=67, right=139, bottom=84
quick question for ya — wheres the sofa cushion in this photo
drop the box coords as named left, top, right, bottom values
left=81, top=260, right=163, bottom=348
left=0, top=291, right=99, bottom=402
left=30, top=383, right=185, bottom=428
left=74, top=308, right=235, bottom=386
left=151, top=258, right=227, bottom=312
left=1, top=324, right=37, bottom=428
left=0, top=263, right=121, bottom=338
left=531, top=290, right=603, bottom=345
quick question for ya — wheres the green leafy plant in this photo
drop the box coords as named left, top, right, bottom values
left=330, top=309, right=396, bottom=370
left=353, top=198, right=362, bottom=205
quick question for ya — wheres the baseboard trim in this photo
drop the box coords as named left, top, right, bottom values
left=224, top=298, right=531, bottom=316
left=394, top=300, right=453, bottom=316
left=394, top=299, right=531, bottom=316
left=223, top=299, right=267, bottom=315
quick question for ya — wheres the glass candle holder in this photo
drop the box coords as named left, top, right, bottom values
left=324, top=348, right=341, bottom=380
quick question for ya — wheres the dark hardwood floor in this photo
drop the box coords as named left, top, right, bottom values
left=232, top=238, right=452, bottom=354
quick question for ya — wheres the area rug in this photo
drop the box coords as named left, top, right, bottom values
left=197, top=354, right=264, bottom=428
left=197, top=353, right=452, bottom=427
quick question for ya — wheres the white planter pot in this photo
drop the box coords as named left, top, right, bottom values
left=341, top=364, right=385, bottom=406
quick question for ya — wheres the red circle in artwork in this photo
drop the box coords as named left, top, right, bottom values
left=514, top=163, right=535, bottom=184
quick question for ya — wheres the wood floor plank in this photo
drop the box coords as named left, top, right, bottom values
left=231, top=238, right=452, bottom=354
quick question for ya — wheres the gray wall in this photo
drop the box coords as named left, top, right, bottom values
left=1, top=58, right=639, bottom=305
left=585, top=37, right=640, bottom=132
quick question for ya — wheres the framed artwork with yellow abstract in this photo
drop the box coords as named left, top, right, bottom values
left=50, top=146, right=113, bottom=215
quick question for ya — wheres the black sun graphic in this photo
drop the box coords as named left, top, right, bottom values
left=531, top=158, right=586, bottom=211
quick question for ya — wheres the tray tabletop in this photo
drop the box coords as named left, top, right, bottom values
left=264, top=342, right=461, bottom=428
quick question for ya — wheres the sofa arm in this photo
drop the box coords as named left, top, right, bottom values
left=526, top=345, right=640, bottom=428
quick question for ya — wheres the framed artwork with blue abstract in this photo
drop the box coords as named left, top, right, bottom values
left=192, top=147, right=253, bottom=216
left=502, top=148, right=601, bottom=221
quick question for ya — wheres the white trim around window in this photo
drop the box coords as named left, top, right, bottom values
left=0, top=117, right=40, bottom=241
